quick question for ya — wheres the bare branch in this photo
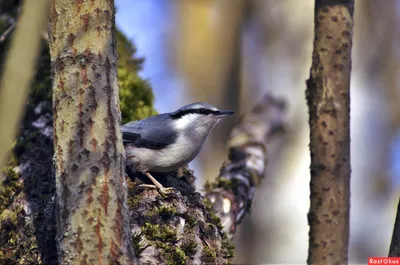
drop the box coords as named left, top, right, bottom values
left=204, top=94, right=286, bottom=238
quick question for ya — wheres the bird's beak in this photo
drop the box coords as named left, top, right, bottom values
left=216, top=110, right=235, bottom=117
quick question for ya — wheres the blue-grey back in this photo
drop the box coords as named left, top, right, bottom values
left=121, top=114, right=178, bottom=149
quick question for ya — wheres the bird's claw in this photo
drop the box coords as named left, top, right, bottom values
left=134, top=183, right=177, bottom=196
left=158, top=187, right=177, bottom=196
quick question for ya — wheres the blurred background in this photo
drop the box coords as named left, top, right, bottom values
left=114, top=0, right=400, bottom=263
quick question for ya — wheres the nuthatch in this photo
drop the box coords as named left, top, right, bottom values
left=121, top=102, right=234, bottom=195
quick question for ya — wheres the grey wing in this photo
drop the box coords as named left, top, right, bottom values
left=121, top=114, right=178, bottom=150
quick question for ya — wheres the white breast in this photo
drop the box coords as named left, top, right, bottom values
left=126, top=134, right=201, bottom=173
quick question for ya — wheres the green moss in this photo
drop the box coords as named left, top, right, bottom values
left=142, top=203, right=198, bottom=229
left=158, top=204, right=178, bottom=219
left=201, top=245, right=217, bottom=263
left=0, top=207, right=42, bottom=264
left=218, top=178, right=238, bottom=189
left=140, top=221, right=190, bottom=264
left=202, top=197, right=235, bottom=262
left=132, top=231, right=148, bottom=257
left=185, top=214, right=198, bottom=227
left=203, top=197, right=223, bottom=231
left=127, top=194, right=143, bottom=209
left=222, top=239, right=235, bottom=260
left=0, top=155, right=23, bottom=214
left=118, top=66, right=157, bottom=123
left=203, top=197, right=213, bottom=211
left=181, top=239, right=197, bottom=257
left=165, top=247, right=186, bottom=265
left=204, top=178, right=239, bottom=194
left=141, top=222, right=177, bottom=243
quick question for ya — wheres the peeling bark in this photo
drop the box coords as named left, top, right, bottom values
left=306, top=0, right=353, bottom=264
left=48, top=1, right=135, bottom=264
left=204, top=94, right=286, bottom=238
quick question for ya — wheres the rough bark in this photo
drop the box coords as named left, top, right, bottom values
left=48, top=1, right=135, bottom=264
left=127, top=168, right=234, bottom=265
left=389, top=197, right=400, bottom=257
left=204, top=94, right=286, bottom=238
left=306, top=0, right=353, bottom=264
left=0, top=0, right=48, bottom=167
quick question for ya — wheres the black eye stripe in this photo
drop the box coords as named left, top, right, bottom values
left=170, top=108, right=218, bottom=119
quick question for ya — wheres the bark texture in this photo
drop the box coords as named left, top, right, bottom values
left=48, top=1, right=135, bottom=264
left=204, top=94, right=286, bottom=238
left=306, top=0, right=353, bottom=264
left=127, top=168, right=234, bottom=265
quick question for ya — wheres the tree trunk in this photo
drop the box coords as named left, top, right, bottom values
left=48, top=1, right=135, bottom=264
left=306, top=0, right=354, bottom=264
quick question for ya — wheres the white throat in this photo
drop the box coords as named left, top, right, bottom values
left=173, top=114, right=200, bottom=130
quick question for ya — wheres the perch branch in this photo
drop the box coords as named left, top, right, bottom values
left=204, top=94, right=286, bottom=238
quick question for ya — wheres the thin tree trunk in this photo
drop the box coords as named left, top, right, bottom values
left=0, top=0, right=48, bottom=168
left=306, top=0, right=354, bottom=264
left=48, top=1, right=135, bottom=264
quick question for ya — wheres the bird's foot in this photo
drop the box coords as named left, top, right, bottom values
left=141, top=172, right=177, bottom=196
left=158, top=186, right=177, bottom=195
left=135, top=183, right=177, bottom=196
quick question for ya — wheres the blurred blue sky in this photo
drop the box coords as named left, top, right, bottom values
left=115, top=0, right=182, bottom=113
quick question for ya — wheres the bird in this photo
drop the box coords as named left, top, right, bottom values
left=121, top=102, right=235, bottom=195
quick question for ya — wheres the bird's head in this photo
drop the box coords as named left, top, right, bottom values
left=169, top=102, right=234, bottom=138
